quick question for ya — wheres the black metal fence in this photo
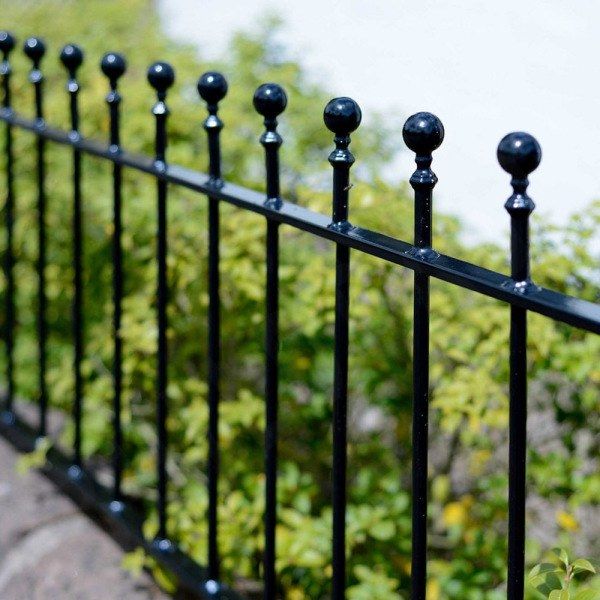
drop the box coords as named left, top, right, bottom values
left=0, top=31, right=599, bottom=600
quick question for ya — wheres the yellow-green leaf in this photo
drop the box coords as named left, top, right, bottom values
left=572, top=559, right=596, bottom=575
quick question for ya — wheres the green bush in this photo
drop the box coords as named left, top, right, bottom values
left=527, top=549, right=599, bottom=599
left=1, top=1, right=598, bottom=597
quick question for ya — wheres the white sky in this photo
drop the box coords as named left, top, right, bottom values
left=159, top=0, right=600, bottom=242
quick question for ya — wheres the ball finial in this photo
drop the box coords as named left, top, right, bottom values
left=402, top=112, right=444, bottom=155
left=60, top=44, right=84, bottom=74
left=23, top=37, right=46, bottom=63
left=0, top=31, right=15, bottom=56
left=497, top=132, right=541, bottom=179
left=253, top=83, right=287, bottom=119
left=147, top=61, right=175, bottom=93
left=101, top=52, right=127, bottom=84
left=323, top=97, right=362, bottom=136
left=197, top=71, right=228, bottom=106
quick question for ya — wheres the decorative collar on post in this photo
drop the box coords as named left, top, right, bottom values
left=101, top=52, right=127, bottom=154
left=23, top=37, right=46, bottom=127
left=60, top=44, right=84, bottom=141
left=253, top=82, right=287, bottom=209
left=402, top=111, right=444, bottom=259
left=498, top=131, right=542, bottom=293
left=197, top=71, right=228, bottom=188
left=0, top=31, right=15, bottom=112
left=323, top=96, right=362, bottom=232
left=147, top=61, right=175, bottom=172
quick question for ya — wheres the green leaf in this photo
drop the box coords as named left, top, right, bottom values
left=530, top=563, right=563, bottom=577
left=574, top=589, right=600, bottom=600
left=549, top=590, right=569, bottom=600
left=572, top=559, right=596, bottom=575
left=552, top=548, right=570, bottom=568
left=121, top=548, right=146, bottom=577
left=151, top=564, right=177, bottom=594
left=369, top=520, right=395, bottom=541
left=15, top=437, right=52, bottom=475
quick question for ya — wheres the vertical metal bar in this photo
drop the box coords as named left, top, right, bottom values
left=497, top=131, right=541, bottom=600
left=0, top=32, right=15, bottom=423
left=197, top=71, right=228, bottom=593
left=263, top=219, right=279, bottom=597
left=507, top=303, right=527, bottom=594
left=101, top=52, right=127, bottom=512
left=206, top=194, right=220, bottom=585
left=323, top=97, right=362, bottom=600
left=253, top=83, right=288, bottom=599
left=411, top=264, right=430, bottom=600
left=331, top=240, right=350, bottom=600
left=402, top=112, right=444, bottom=600
left=24, top=38, right=48, bottom=439
left=60, top=44, right=85, bottom=476
left=147, top=62, right=175, bottom=550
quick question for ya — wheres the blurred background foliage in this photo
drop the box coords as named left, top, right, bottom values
left=0, top=0, right=599, bottom=598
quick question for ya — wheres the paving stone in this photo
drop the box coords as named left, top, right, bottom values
left=0, top=436, right=170, bottom=599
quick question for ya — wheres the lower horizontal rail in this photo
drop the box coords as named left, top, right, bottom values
left=1, top=108, right=599, bottom=334
left=0, top=407, right=245, bottom=600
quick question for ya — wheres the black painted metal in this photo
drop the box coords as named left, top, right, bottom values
left=324, top=96, right=362, bottom=600
left=0, top=32, right=15, bottom=423
left=148, top=60, right=175, bottom=550
left=2, top=111, right=596, bottom=334
left=198, top=71, right=228, bottom=594
left=499, top=132, right=542, bottom=600
left=0, top=39, right=599, bottom=600
left=101, top=52, right=127, bottom=512
left=60, top=43, right=85, bottom=474
left=254, top=82, right=287, bottom=600
left=403, top=112, right=444, bottom=600
left=24, top=37, right=48, bottom=438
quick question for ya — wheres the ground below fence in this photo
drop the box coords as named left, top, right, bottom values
left=0, top=428, right=169, bottom=600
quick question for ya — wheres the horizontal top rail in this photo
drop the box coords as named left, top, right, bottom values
left=2, top=107, right=599, bottom=335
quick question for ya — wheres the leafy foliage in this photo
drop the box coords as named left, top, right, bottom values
left=527, top=549, right=599, bottom=599
left=1, top=1, right=599, bottom=598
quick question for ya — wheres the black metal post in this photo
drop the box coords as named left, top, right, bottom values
left=101, top=52, right=127, bottom=512
left=197, top=71, right=228, bottom=594
left=0, top=32, right=15, bottom=424
left=147, top=61, right=175, bottom=550
left=323, top=97, right=362, bottom=600
left=402, top=112, right=444, bottom=600
left=497, top=131, right=541, bottom=600
left=253, top=82, right=287, bottom=599
left=60, top=43, right=85, bottom=477
left=24, top=37, right=48, bottom=439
